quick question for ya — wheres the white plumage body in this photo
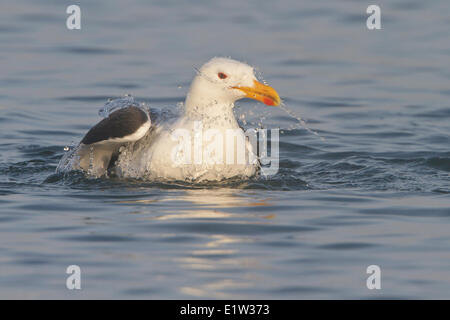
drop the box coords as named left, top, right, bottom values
left=57, top=57, right=280, bottom=182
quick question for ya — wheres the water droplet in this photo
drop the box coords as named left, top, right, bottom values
left=279, top=103, right=325, bottom=141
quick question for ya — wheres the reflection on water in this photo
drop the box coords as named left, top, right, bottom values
left=153, top=189, right=273, bottom=220
left=166, top=191, right=269, bottom=298
left=116, top=189, right=270, bottom=298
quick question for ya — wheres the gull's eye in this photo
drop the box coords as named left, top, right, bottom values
left=218, top=72, right=228, bottom=79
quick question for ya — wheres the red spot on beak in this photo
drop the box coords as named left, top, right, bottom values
left=263, top=97, right=274, bottom=106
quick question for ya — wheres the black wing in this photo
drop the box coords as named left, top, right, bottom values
left=81, top=106, right=150, bottom=145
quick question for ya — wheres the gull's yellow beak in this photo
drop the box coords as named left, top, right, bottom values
left=233, top=79, right=281, bottom=106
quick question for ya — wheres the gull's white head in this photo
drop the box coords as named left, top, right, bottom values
left=185, top=57, right=280, bottom=115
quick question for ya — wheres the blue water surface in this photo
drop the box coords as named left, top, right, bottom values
left=0, top=0, right=449, bottom=299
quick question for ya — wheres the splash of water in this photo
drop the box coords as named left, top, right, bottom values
left=279, top=102, right=325, bottom=141
left=98, top=94, right=140, bottom=118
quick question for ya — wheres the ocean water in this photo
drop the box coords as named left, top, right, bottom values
left=0, top=0, right=449, bottom=299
